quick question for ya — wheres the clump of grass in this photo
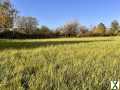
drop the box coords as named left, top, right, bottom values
left=21, top=66, right=37, bottom=90
left=0, top=61, right=15, bottom=88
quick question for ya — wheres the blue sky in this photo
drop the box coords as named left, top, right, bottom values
left=12, top=0, right=120, bottom=28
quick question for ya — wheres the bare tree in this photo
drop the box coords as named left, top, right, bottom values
left=62, top=20, right=80, bottom=37
left=15, top=16, right=38, bottom=34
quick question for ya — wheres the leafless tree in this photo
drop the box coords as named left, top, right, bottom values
left=15, top=16, right=38, bottom=34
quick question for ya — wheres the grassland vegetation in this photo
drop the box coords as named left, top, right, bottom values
left=0, top=37, right=120, bottom=90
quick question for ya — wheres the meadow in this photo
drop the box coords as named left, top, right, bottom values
left=0, top=37, right=120, bottom=90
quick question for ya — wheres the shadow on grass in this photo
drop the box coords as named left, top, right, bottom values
left=0, top=39, right=113, bottom=50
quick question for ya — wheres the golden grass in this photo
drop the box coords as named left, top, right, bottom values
left=0, top=37, right=120, bottom=90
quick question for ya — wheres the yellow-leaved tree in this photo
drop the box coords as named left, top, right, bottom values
left=0, top=0, right=16, bottom=30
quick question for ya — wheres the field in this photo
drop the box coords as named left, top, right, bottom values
left=0, top=37, right=120, bottom=90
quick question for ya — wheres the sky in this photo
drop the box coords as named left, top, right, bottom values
left=12, top=0, right=120, bottom=29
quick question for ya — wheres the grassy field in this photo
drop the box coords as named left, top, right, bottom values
left=0, top=37, right=120, bottom=90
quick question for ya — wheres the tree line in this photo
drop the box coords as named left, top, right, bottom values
left=0, top=0, right=120, bottom=39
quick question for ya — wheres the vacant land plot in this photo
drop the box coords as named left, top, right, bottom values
left=0, top=37, right=120, bottom=90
